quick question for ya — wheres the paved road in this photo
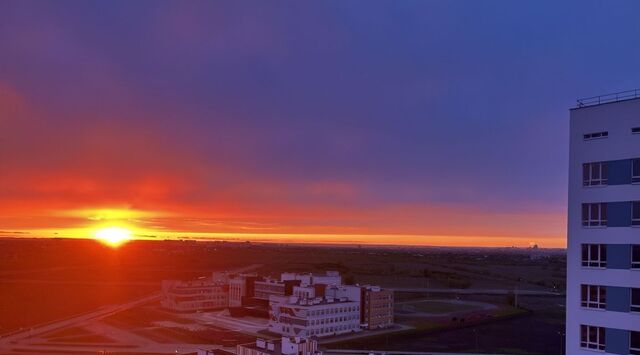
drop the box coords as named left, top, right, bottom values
left=4, top=341, right=222, bottom=355
left=0, top=263, right=263, bottom=355
left=0, top=293, right=160, bottom=349
left=0, top=279, right=159, bottom=286
left=191, top=309, right=269, bottom=335
left=390, top=287, right=564, bottom=296
left=324, top=350, right=502, bottom=355
left=395, top=299, right=499, bottom=318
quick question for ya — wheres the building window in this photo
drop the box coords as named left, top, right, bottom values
left=632, top=289, right=640, bottom=313
left=631, top=331, right=640, bottom=355
left=633, top=202, right=640, bottom=226
left=583, top=131, right=609, bottom=140
left=583, top=162, right=608, bottom=186
left=634, top=159, right=640, bottom=183
left=580, top=325, right=605, bottom=351
left=581, top=285, right=606, bottom=309
left=582, top=203, right=607, bottom=227
left=632, top=127, right=640, bottom=134
left=633, top=245, right=640, bottom=269
left=582, top=244, right=607, bottom=268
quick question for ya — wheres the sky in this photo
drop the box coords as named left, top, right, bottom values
left=1, top=1, right=639, bottom=247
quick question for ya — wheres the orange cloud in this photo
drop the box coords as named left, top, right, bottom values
left=0, top=84, right=566, bottom=248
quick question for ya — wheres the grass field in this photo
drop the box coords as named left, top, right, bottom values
left=0, top=238, right=566, bottom=354
left=398, top=300, right=481, bottom=314
left=0, top=283, right=157, bottom=334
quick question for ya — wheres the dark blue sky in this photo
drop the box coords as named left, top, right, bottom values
left=1, top=1, right=639, bottom=246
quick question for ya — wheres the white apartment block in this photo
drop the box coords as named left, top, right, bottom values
left=236, top=337, right=321, bottom=355
left=160, top=279, right=228, bottom=312
left=268, top=295, right=361, bottom=338
left=567, top=91, right=640, bottom=354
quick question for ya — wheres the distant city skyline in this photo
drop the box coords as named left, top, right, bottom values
left=1, top=1, right=640, bottom=247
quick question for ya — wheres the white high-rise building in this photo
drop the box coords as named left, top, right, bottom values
left=567, top=91, right=640, bottom=354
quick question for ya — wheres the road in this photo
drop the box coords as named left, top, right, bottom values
left=0, top=293, right=159, bottom=345
left=190, top=309, right=268, bottom=335
left=324, top=350, right=501, bottom=355
left=0, top=279, right=159, bottom=286
left=390, top=287, right=564, bottom=296
left=0, top=263, right=263, bottom=355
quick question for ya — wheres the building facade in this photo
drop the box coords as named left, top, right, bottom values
left=361, top=285, right=394, bottom=329
left=229, top=274, right=251, bottom=307
left=280, top=271, right=342, bottom=287
left=237, top=337, right=321, bottom=355
left=567, top=94, right=640, bottom=354
left=161, top=280, right=229, bottom=312
left=268, top=296, right=361, bottom=338
left=254, top=278, right=290, bottom=301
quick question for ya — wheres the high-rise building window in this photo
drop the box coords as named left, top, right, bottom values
left=631, top=331, right=640, bottom=355
left=581, top=285, right=606, bottom=309
left=632, top=288, right=640, bottom=313
left=583, top=131, right=609, bottom=140
left=629, top=331, right=640, bottom=355
left=581, top=325, right=605, bottom=350
left=582, top=203, right=607, bottom=227
left=633, top=245, right=640, bottom=269
left=634, top=202, right=640, bottom=226
left=634, top=158, right=640, bottom=183
left=581, top=244, right=607, bottom=268
left=583, top=162, right=608, bottom=186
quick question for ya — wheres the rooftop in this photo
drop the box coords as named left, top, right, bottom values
left=163, top=279, right=227, bottom=289
left=278, top=296, right=357, bottom=306
left=575, top=88, right=640, bottom=109
left=239, top=337, right=315, bottom=354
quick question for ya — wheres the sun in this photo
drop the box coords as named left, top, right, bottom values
left=94, top=226, right=132, bottom=247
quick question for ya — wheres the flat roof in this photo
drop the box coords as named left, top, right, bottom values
left=281, top=298, right=358, bottom=306
left=572, top=89, right=640, bottom=110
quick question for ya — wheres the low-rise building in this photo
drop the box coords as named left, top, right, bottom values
left=268, top=296, right=361, bottom=338
left=162, top=270, right=394, bottom=336
left=254, top=278, right=301, bottom=302
left=161, top=279, right=228, bottom=312
left=360, top=285, right=393, bottom=329
left=197, top=348, right=235, bottom=355
left=292, top=285, right=317, bottom=300
left=254, top=278, right=287, bottom=301
left=229, top=277, right=246, bottom=307
left=324, top=285, right=361, bottom=304
left=212, top=271, right=231, bottom=283
left=281, top=271, right=341, bottom=286
left=237, top=337, right=321, bottom=355
left=229, top=274, right=255, bottom=307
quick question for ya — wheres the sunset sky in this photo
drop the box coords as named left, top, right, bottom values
left=1, top=1, right=639, bottom=247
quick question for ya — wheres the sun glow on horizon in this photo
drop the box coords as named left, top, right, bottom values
left=94, top=226, right=132, bottom=247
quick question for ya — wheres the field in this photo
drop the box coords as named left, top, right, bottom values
left=399, top=299, right=483, bottom=313
left=0, top=238, right=566, bottom=354
left=0, top=283, right=157, bottom=334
